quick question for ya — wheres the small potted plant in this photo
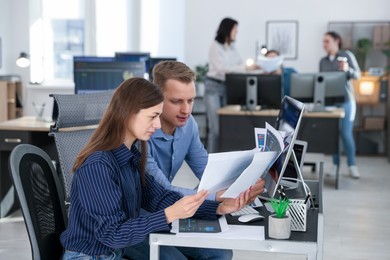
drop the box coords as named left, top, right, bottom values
left=268, top=197, right=291, bottom=239
left=195, top=63, right=208, bottom=97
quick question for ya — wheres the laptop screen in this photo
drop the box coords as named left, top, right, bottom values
left=265, top=96, right=305, bottom=198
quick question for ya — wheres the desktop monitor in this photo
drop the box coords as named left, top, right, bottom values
left=73, top=57, right=145, bottom=94
left=115, top=52, right=150, bottom=73
left=73, top=56, right=115, bottom=62
left=290, top=72, right=347, bottom=111
left=148, top=57, right=177, bottom=81
left=263, top=96, right=305, bottom=198
left=225, top=73, right=283, bottom=109
left=316, top=71, right=347, bottom=106
left=290, top=73, right=315, bottom=103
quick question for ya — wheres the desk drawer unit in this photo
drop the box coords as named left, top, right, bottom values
left=0, top=130, right=56, bottom=218
left=0, top=131, right=32, bottom=151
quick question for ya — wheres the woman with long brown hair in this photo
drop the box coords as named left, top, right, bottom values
left=60, top=77, right=248, bottom=260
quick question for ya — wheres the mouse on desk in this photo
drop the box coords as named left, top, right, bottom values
left=238, top=214, right=265, bottom=223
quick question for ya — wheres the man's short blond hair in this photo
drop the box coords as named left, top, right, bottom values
left=152, top=61, right=195, bottom=90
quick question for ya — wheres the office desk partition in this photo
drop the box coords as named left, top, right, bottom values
left=150, top=180, right=324, bottom=260
left=217, top=106, right=344, bottom=189
left=0, top=117, right=56, bottom=218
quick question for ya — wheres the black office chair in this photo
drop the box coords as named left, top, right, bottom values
left=8, top=144, right=68, bottom=260
left=49, top=92, right=112, bottom=202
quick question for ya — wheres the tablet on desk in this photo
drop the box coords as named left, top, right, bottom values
left=179, top=218, right=221, bottom=233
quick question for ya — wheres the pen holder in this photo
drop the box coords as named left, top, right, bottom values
left=287, top=199, right=307, bottom=232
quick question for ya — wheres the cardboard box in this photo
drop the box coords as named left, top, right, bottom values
left=363, top=116, right=385, bottom=130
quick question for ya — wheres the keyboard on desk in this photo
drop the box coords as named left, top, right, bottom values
left=230, top=205, right=259, bottom=216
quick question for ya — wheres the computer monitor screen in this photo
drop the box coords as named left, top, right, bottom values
left=290, top=73, right=315, bottom=103
left=257, top=74, right=283, bottom=109
left=225, top=73, right=247, bottom=106
left=115, top=52, right=150, bottom=72
left=73, top=56, right=115, bottom=62
left=290, top=72, right=346, bottom=110
left=317, top=71, right=347, bottom=106
left=148, top=57, right=177, bottom=81
left=73, top=58, right=145, bottom=94
left=225, top=73, right=283, bottom=109
left=264, top=96, right=305, bottom=198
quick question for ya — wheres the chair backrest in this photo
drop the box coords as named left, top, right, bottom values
left=9, top=144, right=68, bottom=260
left=49, top=92, right=112, bottom=200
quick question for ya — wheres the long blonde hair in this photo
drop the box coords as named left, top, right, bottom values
left=72, top=77, right=163, bottom=185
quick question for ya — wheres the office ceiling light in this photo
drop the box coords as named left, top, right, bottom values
left=16, top=52, right=30, bottom=68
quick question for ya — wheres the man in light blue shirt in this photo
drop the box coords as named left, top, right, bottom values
left=125, top=60, right=265, bottom=260
left=148, top=60, right=265, bottom=202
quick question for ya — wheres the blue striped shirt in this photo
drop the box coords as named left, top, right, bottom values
left=60, top=143, right=219, bottom=255
left=146, top=116, right=216, bottom=200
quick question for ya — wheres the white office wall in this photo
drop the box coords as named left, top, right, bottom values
left=0, top=0, right=29, bottom=79
left=0, top=0, right=11, bottom=74
left=140, top=0, right=185, bottom=60
left=2, top=0, right=389, bottom=84
left=184, top=0, right=390, bottom=72
left=0, top=0, right=30, bottom=108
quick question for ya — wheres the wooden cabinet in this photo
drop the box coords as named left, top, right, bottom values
left=352, top=73, right=388, bottom=155
left=0, top=80, right=22, bottom=122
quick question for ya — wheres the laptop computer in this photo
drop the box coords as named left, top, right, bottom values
left=262, top=96, right=306, bottom=199
left=279, top=140, right=308, bottom=189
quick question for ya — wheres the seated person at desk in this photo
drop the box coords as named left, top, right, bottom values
left=146, top=60, right=265, bottom=200
left=263, top=50, right=297, bottom=96
left=60, top=77, right=250, bottom=260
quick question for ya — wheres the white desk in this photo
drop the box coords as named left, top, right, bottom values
left=150, top=180, right=324, bottom=260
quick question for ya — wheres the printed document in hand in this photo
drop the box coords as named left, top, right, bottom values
left=198, top=123, right=286, bottom=198
left=256, top=55, right=284, bottom=73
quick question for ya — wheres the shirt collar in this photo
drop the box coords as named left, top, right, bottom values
left=153, top=127, right=183, bottom=141
left=112, top=143, right=142, bottom=167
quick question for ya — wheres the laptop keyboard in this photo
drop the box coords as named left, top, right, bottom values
left=230, top=205, right=259, bottom=216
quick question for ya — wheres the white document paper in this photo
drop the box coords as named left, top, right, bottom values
left=264, top=122, right=284, bottom=154
left=256, top=55, right=284, bottom=73
left=198, top=123, right=286, bottom=199
left=197, top=149, right=257, bottom=193
left=220, top=151, right=277, bottom=198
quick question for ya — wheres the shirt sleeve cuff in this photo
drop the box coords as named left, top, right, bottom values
left=148, top=209, right=171, bottom=232
left=206, top=192, right=217, bottom=201
left=194, top=200, right=219, bottom=219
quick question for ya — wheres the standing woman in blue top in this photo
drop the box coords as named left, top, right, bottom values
left=61, top=78, right=249, bottom=260
left=320, top=31, right=361, bottom=179
left=205, top=17, right=259, bottom=153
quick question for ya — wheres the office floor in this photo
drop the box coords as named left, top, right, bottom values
left=0, top=155, right=389, bottom=260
